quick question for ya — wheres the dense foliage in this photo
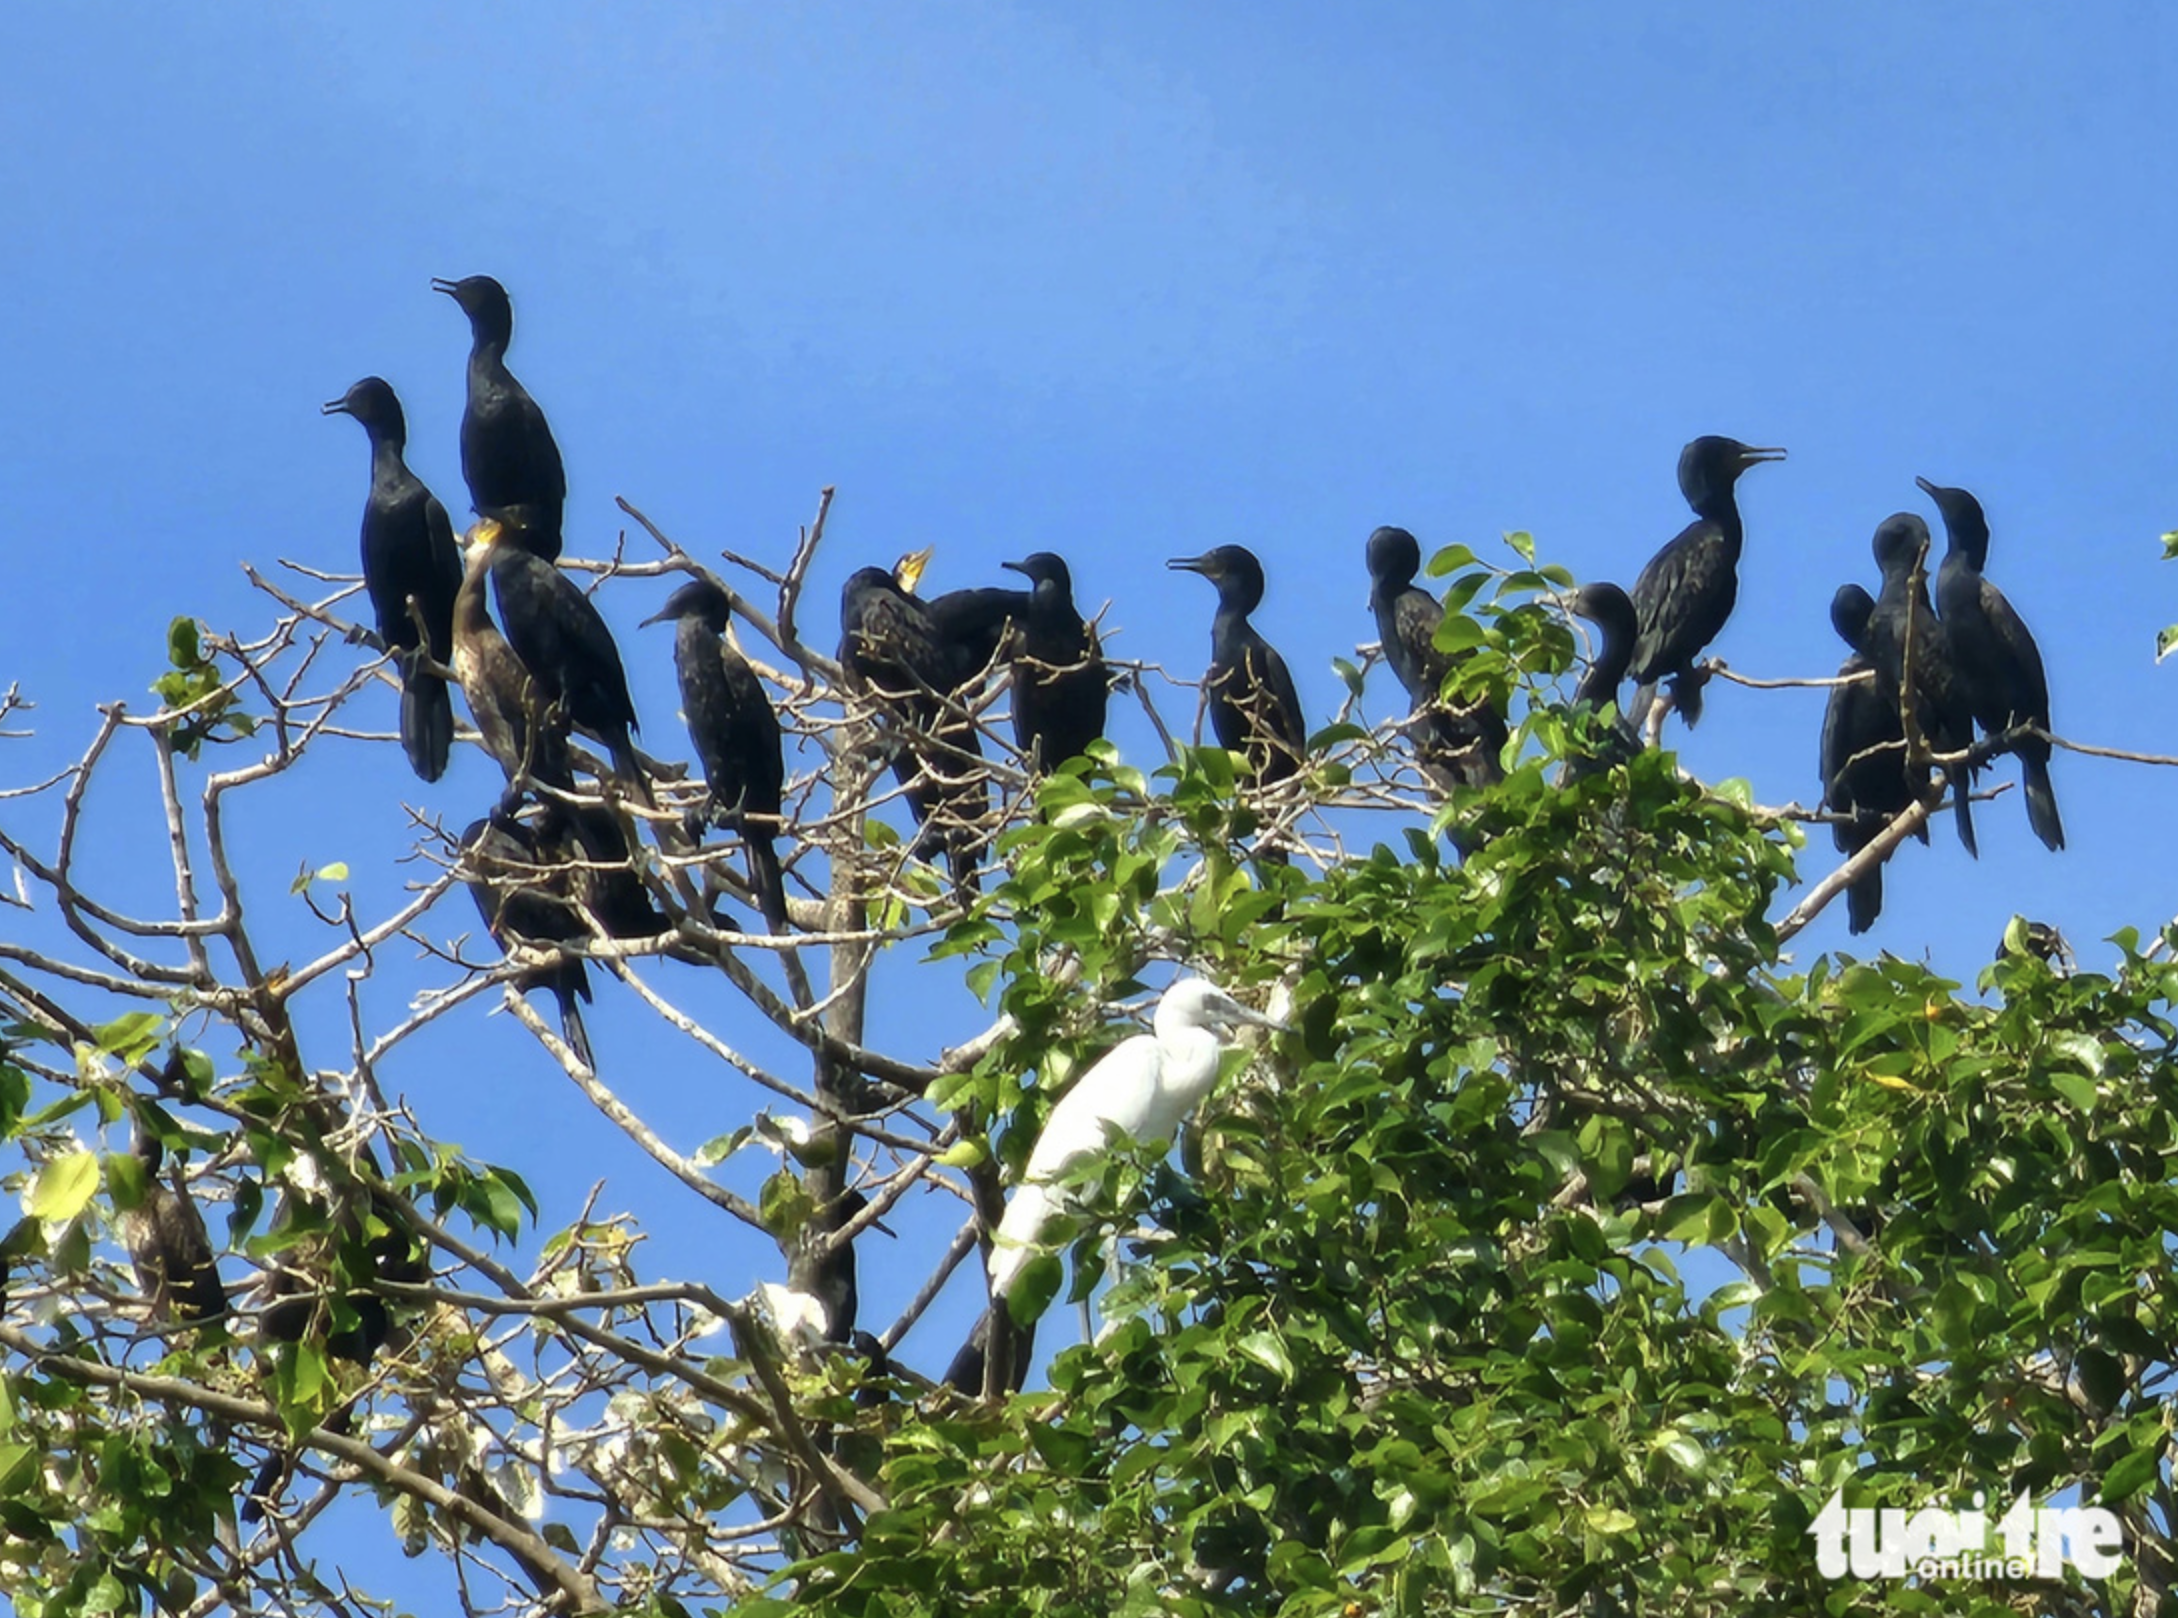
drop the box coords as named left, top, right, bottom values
left=0, top=524, right=2168, bottom=1618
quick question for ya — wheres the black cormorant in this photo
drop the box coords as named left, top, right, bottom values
left=1862, top=512, right=1978, bottom=858
left=1627, top=436, right=1786, bottom=729
left=472, top=515, right=652, bottom=805
left=642, top=579, right=789, bottom=931
left=1919, top=476, right=2063, bottom=852
left=1557, top=580, right=1640, bottom=778
left=433, top=274, right=566, bottom=559
left=323, top=377, right=463, bottom=782
left=1820, top=583, right=1924, bottom=934
left=999, top=553, right=1108, bottom=768
left=1365, top=525, right=1506, bottom=789
left=461, top=814, right=597, bottom=1068
left=838, top=566, right=988, bottom=889
left=118, top=1128, right=228, bottom=1328
left=1167, top=546, right=1307, bottom=786
left=451, top=526, right=572, bottom=789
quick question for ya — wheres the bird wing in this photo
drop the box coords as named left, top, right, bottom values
left=1390, top=586, right=1451, bottom=701
left=1628, top=519, right=1731, bottom=682
left=1021, top=1032, right=1161, bottom=1185
left=1251, top=637, right=1308, bottom=760
left=1977, top=577, right=2052, bottom=729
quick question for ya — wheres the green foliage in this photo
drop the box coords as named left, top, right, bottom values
left=149, top=616, right=255, bottom=758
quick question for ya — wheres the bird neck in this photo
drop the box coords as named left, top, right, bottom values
left=368, top=431, right=412, bottom=480
left=468, top=331, right=512, bottom=372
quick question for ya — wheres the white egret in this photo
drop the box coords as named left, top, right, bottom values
left=988, top=977, right=1285, bottom=1301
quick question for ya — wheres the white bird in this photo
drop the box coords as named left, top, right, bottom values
left=988, top=977, right=1284, bottom=1301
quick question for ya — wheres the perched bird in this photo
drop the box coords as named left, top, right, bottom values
left=1920, top=476, right=2064, bottom=852
left=988, top=978, right=1285, bottom=1302
left=432, top=274, right=566, bottom=559
left=838, top=565, right=987, bottom=889
left=999, top=552, right=1109, bottom=770
left=1820, top=583, right=1923, bottom=935
left=1365, top=525, right=1505, bottom=789
left=472, top=516, right=651, bottom=805
left=451, top=523, right=573, bottom=790
left=642, top=579, right=789, bottom=931
left=1627, top=436, right=1786, bottom=730
left=1167, top=547, right=1308, bottom=786
left=323, top=377, right=464, bottom=782
left=1861, top=512, right=1978, bottom=858
left=118, top=1127, right=228, bottom=1329
left=1557, top=580, right=1640, bottom=778
left=461, top=814, right=598, bottom=1068
left=940, top=1305, right=1036, bottom=1399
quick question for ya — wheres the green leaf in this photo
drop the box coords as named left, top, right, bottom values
left=167, top=616, right=202, bottom=668
left=29, top=1151, right=101, bottom=1222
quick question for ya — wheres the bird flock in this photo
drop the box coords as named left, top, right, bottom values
left=318, top=275, right=2063, bottom=1394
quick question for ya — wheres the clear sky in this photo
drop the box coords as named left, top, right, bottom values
left=4, top=4, right=2176, bottom=1600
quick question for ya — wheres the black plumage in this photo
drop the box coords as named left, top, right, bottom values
left=1820, top=583, right=1924, bottom=935
left=118, top=1130, right=228, bottom=1329
left=643, top=579, right=789, bottom=931
left=1558, top=580, right=1640, bottom=779
left=940, top=1305, right=1036, bottom=1398
left=1861, top=512, right=1979, bottom=859
left=1627, top=436, right=1786, bottom=729
left=474, top=516, right=652, bottom=805
left=1168, top=546, right=1307, bottom=787
left=451, top=525, right=572, bottom=789
left=323, top=377, right=463, bottom=782
left=432, top=274, right=566, bottom=560
left=1920, top=476, right=2064, bottom=852
left=999, top=553, right=1108, bottom=769
left=838, top=566, right=988, bottom=890
left=1365, top=525, right=1506, bottom=789
left=461, top=814, right=597, bottom=1068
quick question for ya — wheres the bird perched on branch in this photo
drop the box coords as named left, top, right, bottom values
left=470, top=515, right=651, bottom=806
left=1365, top=525, right=1505, bottom=790
left=1627, top=436, right=1786, bottom=731
left=1820, top=583, right=1923, bottom=934
left=1556, top=580, right=1640, bottom=779
left=1861, top=512, right=1978, bottom=858
left=1168, top=547, right=1307, bottom=787
left=323, top=377, right=463, bottom=782
left=838, top=564, right=988, bottom=890
left=117, top=1124, right=228, bottom=1329
left=460, top=814, right=600, bottom=1067
left=998, top=552, right=1108, bottom=770
left=1919, top=476, right=2064, bottom=852
left=643, top=579, right=789, bottom=931
left=451, top=522, right=572, bottom=792
left=434, top=274, right=566, bottom=559
left=987, top=978, right=1285, bottom=1303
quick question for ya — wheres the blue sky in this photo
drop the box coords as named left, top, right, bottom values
left=4, top=4, right=2177, bottom=1597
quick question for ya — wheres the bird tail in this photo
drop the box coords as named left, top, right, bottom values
left=399, top=665, right=453, bottom=783
left=747, top=834, right=789, bottom=934
left=1950, top=771, right=1978, bottom=860
left=554, top=982, right=595, bottom=1070
left=1669, top=669, right=1706, bottom=728
left=2022, top=752, right=2064, bottom=852
left=1847, top=866, right=1882, bottom=936
left=607, top=735, right=656, bottom=809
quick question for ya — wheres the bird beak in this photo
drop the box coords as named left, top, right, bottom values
left=638, top=608, right=670, bottom=629
left=430, top=276, right=460, bottom=297
left=1220, top=998, right=1287, bottom=1034
left=893, top=547, right=933, bottom=595
left=1739, top=445, right=1787, bottom=465
left=320, top=398, right=351, bottom=417
left=999, top=559, right=1029, bottom=578
left=1167, top=554, right=1212, bottom=577
left=1914, top=475, right=1941, bottom=497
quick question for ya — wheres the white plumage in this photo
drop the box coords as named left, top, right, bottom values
left=988, top=977, right=1283, bottom=1300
